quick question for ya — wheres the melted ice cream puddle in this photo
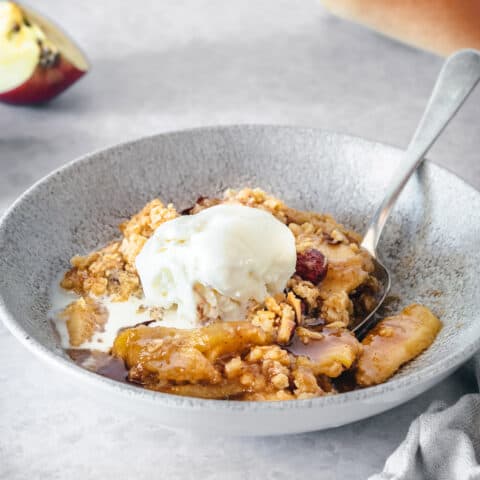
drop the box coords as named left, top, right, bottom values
left=50, top=282, right=190, bottom=352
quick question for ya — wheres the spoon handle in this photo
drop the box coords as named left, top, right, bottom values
left=361, top=49, right=480, bottom=256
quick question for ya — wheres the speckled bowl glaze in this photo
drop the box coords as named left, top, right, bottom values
left=1, top=125, right=479, bottom=436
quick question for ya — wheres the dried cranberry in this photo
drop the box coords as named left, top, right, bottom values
left=295, top=248, right=328, bottom=284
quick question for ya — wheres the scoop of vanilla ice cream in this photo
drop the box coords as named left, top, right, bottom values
left=135, top=204, right=296, bottom=327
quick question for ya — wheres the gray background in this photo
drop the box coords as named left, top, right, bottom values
left=0, top=0, right=478, bottom=478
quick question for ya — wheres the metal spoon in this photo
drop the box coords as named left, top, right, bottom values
left=353, top=49, right=480, bottom=338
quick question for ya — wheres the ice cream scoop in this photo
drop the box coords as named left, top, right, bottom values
left=136, top=204, right=297, bottom=327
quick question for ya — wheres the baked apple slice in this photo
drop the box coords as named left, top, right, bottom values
left=0, top=1, right=88, bottom=104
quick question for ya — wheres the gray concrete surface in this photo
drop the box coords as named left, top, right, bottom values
left=1, top=1, right=479, bottom=478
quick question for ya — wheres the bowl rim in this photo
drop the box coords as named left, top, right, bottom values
left=1, top=123, right=479, bottom=412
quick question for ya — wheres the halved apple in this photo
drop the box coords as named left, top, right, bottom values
left=0, top=1, right=89, bottom=105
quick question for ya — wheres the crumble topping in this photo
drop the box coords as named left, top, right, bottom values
left=61, top=199, right=178, bottom=301
left=55, top=188, right=442, bottom=401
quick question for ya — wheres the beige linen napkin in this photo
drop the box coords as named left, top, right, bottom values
left=370, top=355, right=480, bottom=480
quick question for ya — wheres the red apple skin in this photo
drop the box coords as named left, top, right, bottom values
left=0, top=56, right=86, bottom=105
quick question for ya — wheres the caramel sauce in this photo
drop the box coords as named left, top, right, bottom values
left=286, top=327, right=358, bottom=362
left=68, top=349, right=129, bottom=383
left=333, top=370, right=359, bottom=393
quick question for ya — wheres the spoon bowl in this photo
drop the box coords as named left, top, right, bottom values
left=352, top=257, right=391, bottom=338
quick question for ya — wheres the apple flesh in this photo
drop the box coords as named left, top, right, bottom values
left=0, top=2, right=89, bottom=105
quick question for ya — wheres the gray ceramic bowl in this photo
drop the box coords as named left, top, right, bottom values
left=1, top=125, right=479, bottom=436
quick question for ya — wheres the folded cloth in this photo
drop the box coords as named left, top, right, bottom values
left=370, top=354, right=480, bottom=480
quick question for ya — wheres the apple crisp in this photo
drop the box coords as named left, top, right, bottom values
left=54, top=188, right=442, bottom=401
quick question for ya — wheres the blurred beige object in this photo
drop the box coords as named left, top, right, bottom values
left=321, top=0, right=480, bottom=56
